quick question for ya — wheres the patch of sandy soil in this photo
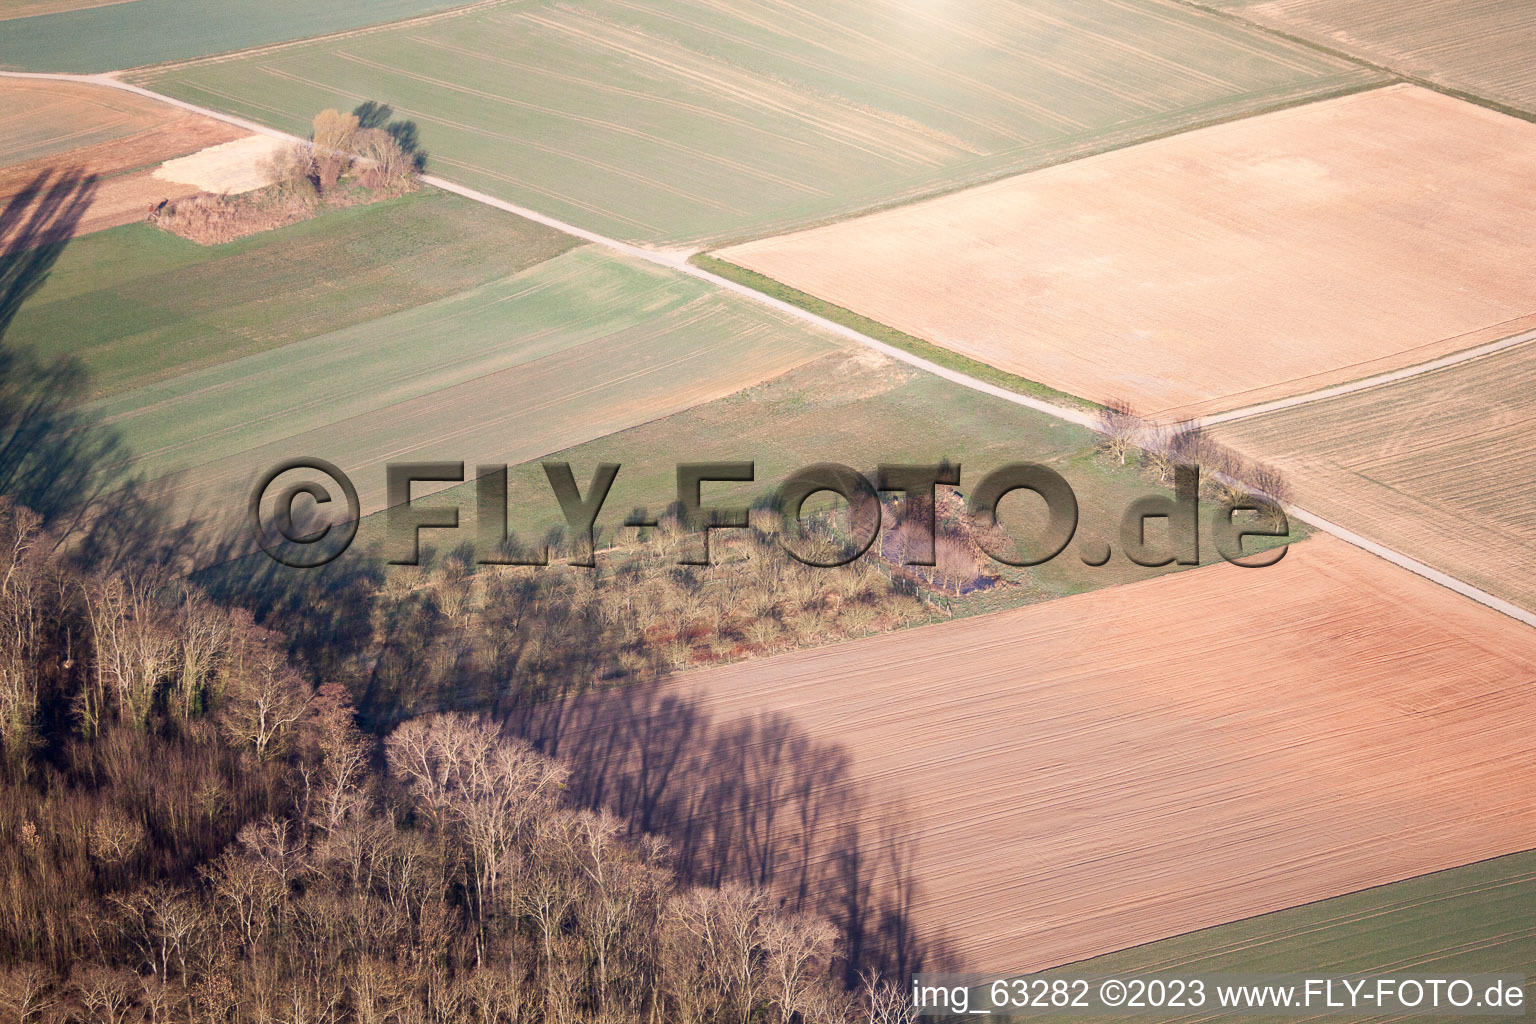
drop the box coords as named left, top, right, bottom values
left=153, top=134, right=288, bottom=195
left=719, top=85, right=1536, bottom=418
left=565, top=533, right=1536, bottom=971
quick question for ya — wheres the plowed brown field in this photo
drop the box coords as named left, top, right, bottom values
left=0, top=77, right=188, bottom=167
left=1210, top=339, right=1536, bottom=615
left=0, top=116, right=244, bottom=193
left=631, top=534, right=1536, bottom=971
left=718, top=86, right=1536, bottom=418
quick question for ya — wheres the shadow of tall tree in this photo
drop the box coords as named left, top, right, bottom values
left=507, top=680, right=960, bottom=984
left=0, top=168, right=194, bottom=572
left=0, top=169, right=97, bottom=335
left=194, top=523, right=964, bottom=982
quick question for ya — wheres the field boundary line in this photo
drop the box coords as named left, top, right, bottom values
left=1197, top=327, right=1536, bottom=427
left=3, top=70, right=1531, bottom=631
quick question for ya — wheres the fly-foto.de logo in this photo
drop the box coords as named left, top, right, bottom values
left=249, top=458, right=1288, bottom=570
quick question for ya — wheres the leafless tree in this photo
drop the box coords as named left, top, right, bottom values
left=1096, top=398, right=1142, bottom=465
left=862, top=969, right=918, bottom=1024
left=218, top=650, right=308, bottom=761
left=71, top=965, right=138, bottom=1024
left=0, top=963, right=55, bottom=1023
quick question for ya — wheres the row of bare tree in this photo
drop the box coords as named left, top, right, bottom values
left=212, top=519, right=933, bottom=729
left=1097, top=399, right=1290, bottom=514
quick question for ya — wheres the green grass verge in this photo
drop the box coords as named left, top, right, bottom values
left=691, top=253, right=1101, bottom=414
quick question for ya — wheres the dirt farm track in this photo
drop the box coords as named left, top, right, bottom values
left=627, top=534, right=1536, bottom=972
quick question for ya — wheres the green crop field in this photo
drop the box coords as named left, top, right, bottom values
left=0, top=0, right=477, bottom=73
left=1026, top=849, right=1536, bottom=1022
left=1198, top=0, right=1536, bottom=116
left=135, top=0, right=1382, bottom=245
left=8, top=190, right=578, bottom=398
left=78, top=245, right=840, bottom=547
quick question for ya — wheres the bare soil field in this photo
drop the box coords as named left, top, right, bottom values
left=0, top=77, right=187, bottom=167
left=1210, top=339, right=1536, bottom=615
left=41, top=170, right=200, bottom=239
left=0, top=115, right=248, bottom=243
left=1204, top=0, right=1536, bottom=115
left=578, top=533, right=1536, bottom=971
left=717, top=85, right=1536, bottom=418
left=0, top=116, right=244, bottom=195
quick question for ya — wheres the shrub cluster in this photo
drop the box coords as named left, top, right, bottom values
left=154, top=105, right=422, bottom=245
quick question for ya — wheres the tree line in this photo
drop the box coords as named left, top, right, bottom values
left=0, top=497, right=919, bottom=1023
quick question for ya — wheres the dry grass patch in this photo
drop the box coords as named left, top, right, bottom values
left=718, top=85, right=1536, bottom=418
left=152, top=134, right=288, bottom=194
left=641, top=533, right=1536, bottom=971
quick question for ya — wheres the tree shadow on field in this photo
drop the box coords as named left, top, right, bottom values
left=352, top=100, right=429, bottom=172
left=0, top=168, right=194, bottom=571
left=506, top=680, right=961, bottom=984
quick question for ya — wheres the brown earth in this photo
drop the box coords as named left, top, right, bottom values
left=0, top=77, right=182, bottom=166
left=0, top=116, right=245, bottom=194
left=718, top=85, right=1536, bottom=418
left=574, top=533, right=1536, bottom=971
left=1210, top=339, right=1536, bottom=615
left=68, top=171, right=204, bottom=238
left=1215, top=0, right=1536, bottom=116
left=1, top=116, right=249, bottom=244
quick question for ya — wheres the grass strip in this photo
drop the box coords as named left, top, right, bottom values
left=690, top=253, right=1102, bottom=414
